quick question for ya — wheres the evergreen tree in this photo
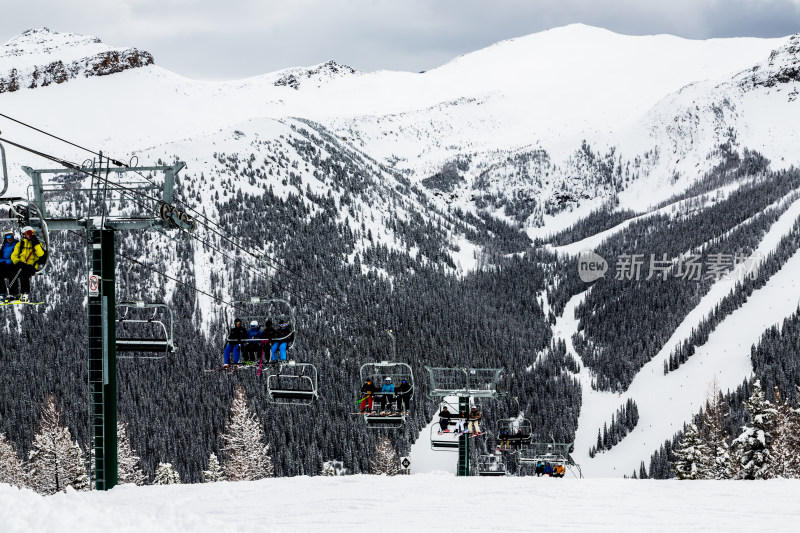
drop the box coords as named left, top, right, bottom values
left=770, top=387, right=800, bottom=478
left=27, top=394, right=89, bottom=495
left=370, top=437, right=400, bottom=476
left=733, top=380, right=777, bottom=479
left=672, top=423, right=710, bottom=480
left=154, top=462, right=181, bottom=485
left=203, top=453, right=225, bottom=483
left=117, top=422, right=146, bottom=486
left=322, top=460, right=346, bottom=476
left=221, top=386, right=274, bottom=481
left=701, top=380, right=733, bottom=480
left=0, top=433, right=26, bottom=488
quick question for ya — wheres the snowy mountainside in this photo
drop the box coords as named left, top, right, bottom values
left=321, top=25, right=789, bottom=227
left=2, top=25, right=800, bottom=483
left=0, top=28, right=153, bottom=93
left=615, top=32, right=800, bottom=212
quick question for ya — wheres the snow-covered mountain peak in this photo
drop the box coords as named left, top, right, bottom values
left=273, top=60, right=358, bottom=90
left=740, top=33, right=800, bottom=89
left=2, top=28, right=108, bottom=64
left=0, top=27, right=154, bottom=94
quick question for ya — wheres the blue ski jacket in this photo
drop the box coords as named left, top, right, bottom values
left=381, top=383, right=395, bottom=394
left=1, top=238, right=17, bottom=265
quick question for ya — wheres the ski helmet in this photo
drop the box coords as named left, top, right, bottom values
left=21, top=226, right=33, bottom=235
left=250, top=320, right=259, bottom=327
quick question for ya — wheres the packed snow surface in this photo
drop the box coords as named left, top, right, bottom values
left=2, top=476, right=800, bottom=532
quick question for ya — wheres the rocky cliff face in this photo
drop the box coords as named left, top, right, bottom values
left=741, top=33, right=800, bottom=90
left=273, top=60, right=357, bottom=89
left=0, top=28, right=154, bottom=93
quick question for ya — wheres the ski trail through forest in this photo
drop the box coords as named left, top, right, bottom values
left=564, top=193, right=800, bottom=476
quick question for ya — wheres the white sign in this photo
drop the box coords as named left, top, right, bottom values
left=88, top=274, right=100, bottom=297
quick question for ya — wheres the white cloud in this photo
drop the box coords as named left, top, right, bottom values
left=1, top=0, right=797, bottom=79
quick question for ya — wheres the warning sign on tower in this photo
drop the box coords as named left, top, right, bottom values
left=88, top=274, right=100, bottom=297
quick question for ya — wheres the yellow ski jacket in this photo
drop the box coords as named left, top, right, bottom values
left=11, top=238, right=45, bottom=268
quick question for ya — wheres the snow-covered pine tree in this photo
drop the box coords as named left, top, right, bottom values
left=27, top=394, right=89, bottom=495
left=733, top=380, right=777, bottom=480
left=672, top=423, right=710, bottom=480
left=770, top=387, right=800, bottom=478
left=220, top=386, right=274, bottom=481
left=154, top=462, right=181, bottom=485
left=322, top=460, right=346, bottom=476
left=370, top=437, right=400, bottom=476
left=117, top=422, right=146, bottom=485
left=0, top=432, right=26, bottom=488
left=700, top=380, right=733, bottom=480
left=203, top=453, right=226, bottom=482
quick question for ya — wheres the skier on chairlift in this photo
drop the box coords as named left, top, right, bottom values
left=467, top=406, right=482, bottom=435
left=499, top=427, right=510, bottom=450
left=242, top=320, right=261, bottom=363
left=0, top=228, right=18, bottom=300
left=270, top=319, right=294, bottom=362
left=259, top=319, right=274, bottom=362
left=360, top=378, right=377, bottom=413
left=10, top=226, right=44, bottom=302
left=454, top=410, right=468, bottom=435
left=223, top=318, right=247, bottom=367
left=379, top=377, right=395, bottom=414
left=395, top=378, right=412, bottom=414
left=438, top=406, right=452, bottom=433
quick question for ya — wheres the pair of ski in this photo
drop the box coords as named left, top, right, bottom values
left=439, top=430, right=482, bottom=438
left=205, top=363, right=254, bottom=373
left=206, top=359, right=291, bottom=373
left=0, top=296, right=44, bottom=306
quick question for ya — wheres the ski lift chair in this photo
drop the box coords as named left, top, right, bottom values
left=0, top=198, right=51, bottom=274
left=429, top=398, right=476, bottom=450
left=424, top=367, right=505, bottom=398
left=266, top=361, right=318, bottom=405
left=228, top=297, right=297, bottom=363
left=477, top=454, right=507, bottom=476
left=496, top=418, right=533, bottom=451
left=429, top=423, right=462, bottom=450
left=359, top=361, right=414, bottom=429
left=0, top=142, right=51, bottom=283
left=116, top=302, right=176, bottom=359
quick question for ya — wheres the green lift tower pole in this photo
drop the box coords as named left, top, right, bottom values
left=21, top=160, right=188, bottom=491
left=88, top=228, right=117, bottom=490
left=457, top=396, right=470, bottom=476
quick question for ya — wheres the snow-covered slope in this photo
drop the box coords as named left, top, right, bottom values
left=563, top=194, right=800, bottom=477
left=3, top=476, right=800, bottom=532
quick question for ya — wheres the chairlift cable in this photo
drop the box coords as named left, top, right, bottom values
left=66, top=230, right=248, bottom=312
left=0, top=134, right=345, bottom=309
left=0, top=114, right=306, bottom=277
left=0, top=113, right=127, bottom=167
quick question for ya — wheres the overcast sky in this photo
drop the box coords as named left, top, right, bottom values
left=2, top=0, right=799, bottom=80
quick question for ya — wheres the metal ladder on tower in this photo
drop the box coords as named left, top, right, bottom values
left=88, top=265, right=106, bottom=488
left=457, top=396, right=470, bottom=476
